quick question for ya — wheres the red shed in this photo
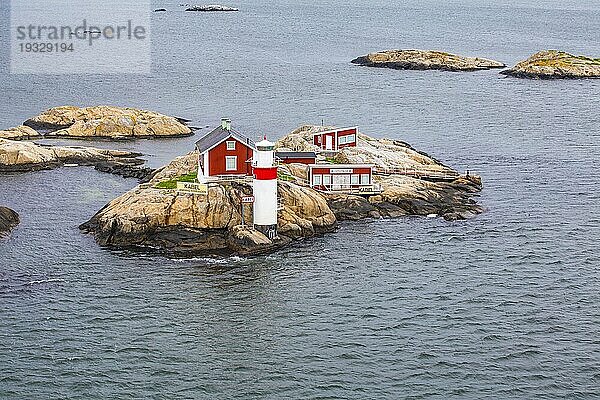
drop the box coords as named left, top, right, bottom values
left=313, top=127, right=358, bottom=151
left=308, top=164, right=380, bottom=194
left=195, top=118, right=256, bottom=179
left=275, top=151, right=317, bottom=165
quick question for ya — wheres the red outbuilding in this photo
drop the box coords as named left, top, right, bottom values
left=313, top=127, right=358, bottom=151
left=308, top=164, right=380, bottom=194
left=275, top=151, right=317, bottom=165
left=195, top=118, right=256, bottom=179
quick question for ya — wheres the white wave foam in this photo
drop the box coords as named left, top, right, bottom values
left=25, top=278, right=66, bottom=286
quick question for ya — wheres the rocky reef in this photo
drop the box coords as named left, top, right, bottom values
left=81, top=126, right=483, bottom=256
left=0, top=207, right=19, bottom=236
left=501, top=50, right=600, bottom=79
left=351, top=50, right=505, bottom=72
left=0, top=139, right=153, bottom=180
left=23, top=106, right=192, bottom=139
left=184, top=4, right=238, bottom=12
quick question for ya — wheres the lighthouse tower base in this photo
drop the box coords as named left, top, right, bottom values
left=254, top=224, right=278, bottom=240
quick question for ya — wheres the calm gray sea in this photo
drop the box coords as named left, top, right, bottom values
left=1, top=0, right=600, bottom=398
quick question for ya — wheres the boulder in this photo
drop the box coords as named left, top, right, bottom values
left=0, top=125, right=41, bottom=141
left=325, top=193, right=382, bottom=220
left=501, top=50, right=600, bottom=79
left=0, top=207, right=19, bottom=236
left=351, top=50, right=505, bottom=72
left=24, top=105, right=192, bottom=138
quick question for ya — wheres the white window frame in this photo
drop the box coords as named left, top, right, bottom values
left=313, top=174, right=322, bottom=186
left=225, top=156, right=237, bottom=171
left=322, top=174, right=332, bottom=186
left=346, top=134, right=356, bottom=143
left=226, top=140, right=236, bottom=150
left=360, top=174, right=370, bottom=185
left=338, top=135, right=346, bottom=145
left=351, top=174, right=360, bottom=185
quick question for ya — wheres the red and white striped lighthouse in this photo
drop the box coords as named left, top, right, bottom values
left=252, top=138, right=278, bottom=239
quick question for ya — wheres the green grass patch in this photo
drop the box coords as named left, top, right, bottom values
left=325, top=157, right=342, bottom=164
left=154, top=172, right=198, bottom=189
left=277, top=171, right=295, bottom=182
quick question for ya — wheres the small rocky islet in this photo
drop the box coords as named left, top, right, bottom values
left=80, top=125, right=483, bottom=257
left=352, top=48, right=600, bottom=79
left=351, top=49, right=506, bottom=72
left=22, top=105, right=192, bottom=139
left=0, top=139, right=153, bottom=179
left=0, top=105, right=193, bottom=179
left=501, top=50, right=600, bottom=79
left=154, top=4, right=239, bottom=12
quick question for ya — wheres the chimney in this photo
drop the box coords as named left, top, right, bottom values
left=225, top=118, right=232, bottom=131
left=221, top=117, right=229, bottom=130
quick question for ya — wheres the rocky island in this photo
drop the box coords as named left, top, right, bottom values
left=501, top=50, right=600, bottom=79
left=81, top=125, right=483, bottom=256
left=0, top=106, right=199, bottom=179
left=0, top=207, right=19, bottom=236
left=23, top=106, right=192, bottom=139
left=0, top=139, right=152, bottom=179
left=351, top=50, right=505, bottom=72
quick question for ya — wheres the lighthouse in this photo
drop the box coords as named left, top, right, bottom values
left=252, top=137, right=278, bottom=239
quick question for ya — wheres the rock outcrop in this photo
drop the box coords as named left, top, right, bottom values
left=184, top=5, right=239, bottom=11
left=82, top=126, right=483, bottom=256
left=80, top=152, right=336, bottom=256
left=24, top=106, right=192, bottom=138
left=501, top=50, right=600, bottom=79
left=0, top=207, right=19, bottom=236
left=276, top=126, right=482, bottom=220
left=0, top=138, right=152, bottom=180
left=351, top=50, right=505, bottom=72
left=277, top=125, right=454, bottom=174
left=0, top=125, right=41, bottom=141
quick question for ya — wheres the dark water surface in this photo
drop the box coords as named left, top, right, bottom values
left=1, top=0, right=600, bottom=398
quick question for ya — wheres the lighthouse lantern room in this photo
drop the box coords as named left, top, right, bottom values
left=252, top=138, right=278, bottom=239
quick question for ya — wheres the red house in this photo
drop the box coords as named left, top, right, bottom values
left=195, top=118, right=256, bottom=179
left=313, top=127, right=358, bottom=151
left=275, top=151, right=317, bottom=165
left=308, top=164, right=380, bottom=194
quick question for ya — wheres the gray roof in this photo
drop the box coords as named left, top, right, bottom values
left=195, top=126, right=256, bottom=153
left=275, top=151, right=317, bottom=159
